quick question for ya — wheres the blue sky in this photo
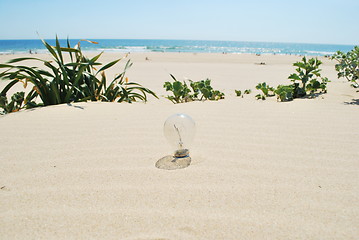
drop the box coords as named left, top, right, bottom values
left=0, top=0, right=358, bottom=45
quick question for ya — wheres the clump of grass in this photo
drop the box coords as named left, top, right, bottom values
left=0, top=36, right=157, bottom=114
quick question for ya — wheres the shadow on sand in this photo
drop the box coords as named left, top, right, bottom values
left=344, top=99, right=359, bottom=105
left=66, top=103, right=85, bottom=109
left=302, top=92, right=326, bottom=99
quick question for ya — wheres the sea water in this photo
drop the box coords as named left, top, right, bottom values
left=0, top=39, right=355, bottom=56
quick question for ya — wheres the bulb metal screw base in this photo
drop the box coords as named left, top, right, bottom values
left=174, top=149, right=189, bottom=158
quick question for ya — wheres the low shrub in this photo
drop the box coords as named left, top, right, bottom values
left=274, top=85, right=294, bottom=102
left=288, top=56, right=329, bottom=98
left=255, top=82, right=275, bottom=100
left=306, top=77, right=329, bottom=94
left=331, top=46, right=359, bottom=88
left=0, top=92, right=26, bottom=114
left=250, top=57, right=329, bottom=102
left=163, top=74, right=192, bottom=103
left=190, top=79, right=224, bottom=101
left=164, top=75, right=224, bottom=103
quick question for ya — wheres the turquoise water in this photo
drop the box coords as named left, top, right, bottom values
left=0, top=39, right=355, bottom=56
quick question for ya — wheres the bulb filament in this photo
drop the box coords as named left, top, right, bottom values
left=174, top=124, right=184, bottom=149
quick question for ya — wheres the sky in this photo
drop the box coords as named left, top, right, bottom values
left=0, top=0, right=358, bottom=45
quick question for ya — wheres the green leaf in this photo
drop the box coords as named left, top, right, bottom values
left=67, top=37, right=74, bottom=62
left=7, top=57, right=46, bottom=64
left=163, top=82, right=173, bottom=91
left=173, top=81, right=182, bottom=92
left=50, top=80, right=61, bottom=104
left=55, top=35, right=64, bottom=64
left=1, top=80, right=19, bottom=96
left=90, top=52, right=103, bottom=65
left=293, top=62, right=306, bottom=69
left=0, top=64, right=14, bottom=68
left=96, top=58, right=121, bottom=74
left=59, top=47, right=80, bottom=53
left=201, top=88, right=210, bottom=99
left=170, top=74, right=177, bottom=81
left=40, top=38, right=59, bottom=61
left=288, top=73, right=301, bottom=81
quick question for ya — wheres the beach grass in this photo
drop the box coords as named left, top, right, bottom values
left=0, top=37, right=157, bottom=114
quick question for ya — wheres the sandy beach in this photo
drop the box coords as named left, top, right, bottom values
left=1, top=52, right=358, bottom=239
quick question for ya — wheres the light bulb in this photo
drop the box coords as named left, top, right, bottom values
left=163, top=113, right=196, bottom=158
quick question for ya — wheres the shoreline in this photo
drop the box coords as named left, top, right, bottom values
left=0, top=50, right=336, bottom=59
left=0, top=38, right=355, bottom=57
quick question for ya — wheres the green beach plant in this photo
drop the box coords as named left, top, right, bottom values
left=235, top=89, right=242, bottom=97
left=0, top=92, right=24, bottom=114
left=246, top=57, right=330, bottom=102
left=244, top=89, right=251, bottom=95
left=163, top=75, right=224, bottom=103
left=306, top=77, right=329, bottom=94
left=0, top=37, right=157, bottom=114
left=0, top=80, right=39, bottom=114
left=189, top=79, right=224, bottom=101
left=288, top=56, right=328, bottom=97
left=274, top=85, right=294, bottom=102
left=255, top=94, right=265, bottom=100
left=235, top=89, right=251, bottom=98
left=331, top=46, right=359, bottom=88
left=94, top=60, right=157, bottom=103
left=255, top=82, right=275, bottom=100
left=163, top=74, right=192, bottom=103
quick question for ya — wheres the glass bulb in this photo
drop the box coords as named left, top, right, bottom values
left=163, top=113, right=195, bottom=158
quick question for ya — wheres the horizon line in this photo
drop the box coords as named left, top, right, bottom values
left=0, top=38, right=357, bottom=47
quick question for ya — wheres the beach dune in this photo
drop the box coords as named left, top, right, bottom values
left=1, top=53, right=358, bottom=239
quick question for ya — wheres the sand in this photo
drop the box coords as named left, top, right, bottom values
left=0, top=52, right=358, bottom=239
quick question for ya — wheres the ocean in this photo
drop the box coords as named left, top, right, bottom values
left=0, top=39, right=355, bottom=56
